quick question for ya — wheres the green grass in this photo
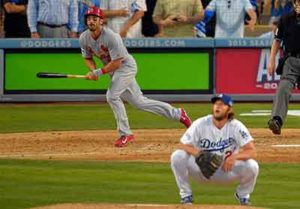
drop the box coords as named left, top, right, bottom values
left=0, top=159, right=299, bottom=209
left=0, top=103, right=299, bottom=209
left=0, top=102, right=300, bottom=133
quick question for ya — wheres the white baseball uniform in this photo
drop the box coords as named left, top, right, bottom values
left=171, top=115, right=259, bottom=200
left=79, top=26, right=182, bottom=136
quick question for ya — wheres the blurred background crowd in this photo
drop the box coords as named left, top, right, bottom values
left=0, top=0, right=295, bottom=39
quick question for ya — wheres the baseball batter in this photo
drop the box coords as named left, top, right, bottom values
left=79, top=7, right=192, bottom=147
left=171, top=94, right=259, bottom=205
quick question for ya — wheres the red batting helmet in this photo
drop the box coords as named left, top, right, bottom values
left=84, top=6, right=104, bottom=24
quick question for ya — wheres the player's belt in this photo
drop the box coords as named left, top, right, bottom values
left=38, top=22, right=67, bottom=28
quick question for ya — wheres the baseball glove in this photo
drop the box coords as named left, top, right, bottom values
left=195, top=151, right=223, bottom=179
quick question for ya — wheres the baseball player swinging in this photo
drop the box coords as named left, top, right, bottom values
left=171, top=94, right=259, bottom=205
left=79, top=7, right=192, bottom=147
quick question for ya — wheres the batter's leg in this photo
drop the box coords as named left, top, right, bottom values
left=121, top=78, right=191, bottom=127
left=106, top=72, right=135, bottom=137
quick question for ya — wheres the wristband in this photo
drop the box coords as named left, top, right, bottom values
left=92, top=68, right=107, bottom=77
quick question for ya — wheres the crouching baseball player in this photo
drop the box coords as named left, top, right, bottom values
left=80, top=7, right=192, bottom=147
left=171, top=94, right=259, bottom=205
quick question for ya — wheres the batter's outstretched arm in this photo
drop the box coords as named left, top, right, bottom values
left=102, top=58, right=123, bottom=73
left=84, top=57, right=97, bottom=71
left=85, top=58, right=123, bottom=80
left=84, top=57, right=123, bottom=73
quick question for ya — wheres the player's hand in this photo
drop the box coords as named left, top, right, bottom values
left=268, top=59, right=276, bottom=76
left=85, top=71, right=98, bottom=81
left=222, top=154, right=236, bottom=172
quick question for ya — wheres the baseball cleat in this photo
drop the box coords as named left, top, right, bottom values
left=114, top=135, right=134, bottom=147
left=181, top=195, right=193, bottom=204
left=235, top=193, right=251, bottom=206
left=180, top=109, right=192, bottom=128
left=268, top=118, right=282, bottom=135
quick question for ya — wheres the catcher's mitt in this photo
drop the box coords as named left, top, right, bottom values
left=195, top=151, right=223, bottom=179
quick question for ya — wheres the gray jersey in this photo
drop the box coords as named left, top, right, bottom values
left=79, top=26, right=136, bottom=73
left=79, top=26, right=184, bottom=138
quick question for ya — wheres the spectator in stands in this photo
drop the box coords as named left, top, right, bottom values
left=27, top=0, right=79, bottom=38
left=142, top=0, right=158, bottom=37
left=245, top=0, right=259, bottom=24
left=266, top=0, right=293, bottom=24
left=194, top=0, right=256, bottom=38
left=100, top=0, right=146, bottom=38
left=201, top=0, right=216, bottom=37
left=78, top=0, right=101, bottom=35
left=152, top=0, right=203, bottom=38
left=0, top=1, right=3, bottom=38
left=3, top=0, right=30, bottom=37
left=257, top=19, right=278, bottom=39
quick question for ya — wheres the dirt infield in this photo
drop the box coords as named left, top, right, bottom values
left=0, top=128, right=299, bottom=163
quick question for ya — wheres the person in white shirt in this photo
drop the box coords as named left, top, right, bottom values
left=171, top=94, right=259, bottom=205
left=100, top=0, right=147, bottom=38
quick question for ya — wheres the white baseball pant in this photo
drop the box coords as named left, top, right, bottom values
left=171, top=149, right=259, bottom=199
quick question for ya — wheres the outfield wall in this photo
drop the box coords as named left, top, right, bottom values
left=0, top=38, right=299, bottom=102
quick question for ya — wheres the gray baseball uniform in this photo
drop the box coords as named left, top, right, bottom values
left=79, top=26, right=182, bottom=136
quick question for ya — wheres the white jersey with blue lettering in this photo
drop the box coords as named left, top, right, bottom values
left=172, top=114, right=258, bottom=200
left=181, top=115, right=253, bottom=156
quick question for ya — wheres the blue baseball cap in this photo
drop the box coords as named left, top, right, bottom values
left=211, top=94, right=233, bottom=107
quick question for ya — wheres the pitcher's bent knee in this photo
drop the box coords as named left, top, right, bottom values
left=171, top=150, right=189, bottom=167
left=245, top=159, right=259, bottom=176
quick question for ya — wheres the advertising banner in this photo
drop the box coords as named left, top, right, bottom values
left=216, top=48, right=300, bottom=94
left=5, top=51, right=212, bottom=94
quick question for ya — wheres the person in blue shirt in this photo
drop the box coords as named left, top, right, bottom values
left=27, top=0, right=79, bottom=38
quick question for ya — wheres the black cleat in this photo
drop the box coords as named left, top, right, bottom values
left=268, top=118, right=282, bottom=135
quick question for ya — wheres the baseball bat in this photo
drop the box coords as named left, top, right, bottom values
left=36, top=72, right=86, bottom=79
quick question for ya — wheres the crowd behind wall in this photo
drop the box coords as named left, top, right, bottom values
left=0, top=0, right=295, bottom=39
